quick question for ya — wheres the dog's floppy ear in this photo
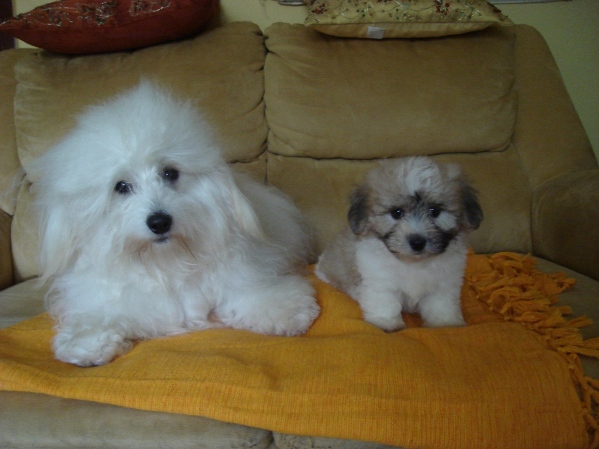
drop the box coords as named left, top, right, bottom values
left=224, top=177, right=264, bottom=240
left=348, top=185, right=370, bottom=235
left=230, top=188, right=264, bottom=239
left=460, top=181, right=483, bottom=232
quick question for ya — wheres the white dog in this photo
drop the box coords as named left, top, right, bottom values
left=316, top=157, right=482, bottom=332
left=29, top=81, right=319, bottom=366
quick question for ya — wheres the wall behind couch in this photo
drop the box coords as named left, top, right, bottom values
left=12, top=0, right=599, bottom=162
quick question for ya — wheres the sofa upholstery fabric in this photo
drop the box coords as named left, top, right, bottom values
left=264, top=23, right=516, bottom=159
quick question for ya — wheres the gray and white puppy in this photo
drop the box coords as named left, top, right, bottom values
left=316, top=157, right=483, bottom=331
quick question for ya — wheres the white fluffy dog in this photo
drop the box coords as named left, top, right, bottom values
left=316, top=157, right=483, bottom=332
left=29, top=82, right=319, bottom=366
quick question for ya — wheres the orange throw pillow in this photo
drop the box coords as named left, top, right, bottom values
left=0, top=0, right=218, bottom=54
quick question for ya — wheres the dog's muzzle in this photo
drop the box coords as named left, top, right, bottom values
left=146, top=212, right=173, bottom=236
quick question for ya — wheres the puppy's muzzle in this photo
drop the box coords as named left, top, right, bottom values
left=146, top=212, right=173, bottom=236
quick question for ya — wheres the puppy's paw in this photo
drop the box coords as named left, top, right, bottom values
left=422, top=314, right=467, bottom=328
left=363, top=313, right=406, bottom=333
left=53, top=327, right=132, bottom=367
left=419, top=295, right=467, bottom=328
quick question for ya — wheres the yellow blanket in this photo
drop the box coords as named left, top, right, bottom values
left=0, top=253, right=597, bottom=449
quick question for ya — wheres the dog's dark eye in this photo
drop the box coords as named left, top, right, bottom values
left=390, top=208, right=404, bottom=220
left=114, top=180, right=132, bottom=195
left=162, top=167, right=179, bottom=183
left=429, top=206, right=441, bottom=218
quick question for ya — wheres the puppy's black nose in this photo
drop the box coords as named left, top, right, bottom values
left=146, top=212, right=172, bottom=235
left=408, top=235, right=426, bottom=252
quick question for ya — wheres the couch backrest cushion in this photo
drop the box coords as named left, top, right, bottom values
left=10, top=22, right=267, bottom=281
left=15, top=22, right=266, bottom=172
left=0, top=49, right=36, bottom=217
left=264, top=23, right=516, bottom=160
left=264, top=23, right=527, bottom=254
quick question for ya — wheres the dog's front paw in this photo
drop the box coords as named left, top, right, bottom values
left=220, top=275, right=320, bottom=336
left=246, top=292, right=319, bottom=337
left=53, top=327, right=133, bottom=367
left=269, top=290, right=320, bottom=336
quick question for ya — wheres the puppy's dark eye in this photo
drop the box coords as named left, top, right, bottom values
left=114, top=180, right=132, bottom=195
left=429, top=206, right=441, bottom=218
left=162, top=167, right=179, bottom=183
left=390, top=208, right=404, bottom=220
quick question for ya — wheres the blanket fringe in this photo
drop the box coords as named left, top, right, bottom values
left=467, top=252, right=599, bottom=449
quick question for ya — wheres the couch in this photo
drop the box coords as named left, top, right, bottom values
left=0, top=20, right=598, bottom=449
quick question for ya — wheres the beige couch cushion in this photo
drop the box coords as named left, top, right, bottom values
left=264, top=23, right=516, bottom=159
left=10, top=22, right=268, bottom=281
left=0, top=279, right=46, bottom=329
left=14, top=22, right=266, bottom=170
left=0, top=49, right=35, bottom=216
left=0, top=391, right=274, bottom=449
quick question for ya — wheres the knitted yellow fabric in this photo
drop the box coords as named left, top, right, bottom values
left=0, top=252, right=597, bottom=449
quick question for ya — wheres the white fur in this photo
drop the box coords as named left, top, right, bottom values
left=29, top=81, right=319, bottom=366
left=315, top=157, right=483, bottom=332
left=348, top=236, right=468, bottom=330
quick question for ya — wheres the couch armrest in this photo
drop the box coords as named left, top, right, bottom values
left=0, top=209, right=14, bottom=291
left=532, top=169, right=599, bottom=281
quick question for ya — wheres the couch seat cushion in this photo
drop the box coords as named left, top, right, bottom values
left=0, top=391, right=273, bottom=449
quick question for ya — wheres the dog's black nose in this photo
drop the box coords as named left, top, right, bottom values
left=146, top=212, right=172, bottom=235
left=408, top=235, right=427, bottom=252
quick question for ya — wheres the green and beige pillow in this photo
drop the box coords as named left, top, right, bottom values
left=305, top=0, right=512, bottom=39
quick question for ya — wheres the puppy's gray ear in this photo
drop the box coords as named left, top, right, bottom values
left=460, top=182, right=483, bottom=232
left=348, top=185, right=370, bottom=235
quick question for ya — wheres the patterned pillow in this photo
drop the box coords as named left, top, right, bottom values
left=0, top=0, right=218, bottom=54
left=305, top=0, right=512, bottom=39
